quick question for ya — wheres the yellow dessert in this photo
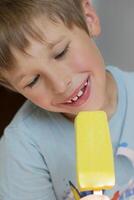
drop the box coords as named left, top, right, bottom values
left=74, top=111, right=115, bottom=192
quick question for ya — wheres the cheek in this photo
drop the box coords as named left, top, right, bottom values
left=69, top=44, right=104, bottom=72
left=69, top=51, right=90, bottom=72
left=32, top=98, right=51, bottom=110
left=23, top=89, right=51, bottom=109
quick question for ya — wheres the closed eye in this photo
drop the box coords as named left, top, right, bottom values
left=26, top=74, right=40, bottom=88
left=54, top=43, right=70, bottom=60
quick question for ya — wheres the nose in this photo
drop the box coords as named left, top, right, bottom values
left=46, top=70, right=72, bottom=94
left=52, top=78, right=71, bottom=94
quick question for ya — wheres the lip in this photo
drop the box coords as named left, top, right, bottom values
left=63, top=78, right=90, bottom=107
left=62, top=77, right=89, bottom=103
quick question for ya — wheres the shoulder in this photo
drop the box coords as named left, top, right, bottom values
left=108, top=66, right=134, bottom=148
left=0, top=101, right=62, bottom=174
left=108, top=65, right=134, bottom=104
left=0, top=101, right=59, bottom=154
left=9, top=100, right=50, bottom=127
left=1, top=100, right=69, bottom=154
left=106, top=65, right=134, bottom=89
left=106, top=65, right=134, bottom=78
left=6, top=100, right=57, bottom=136
left=0, top=103, right=56, bottom=200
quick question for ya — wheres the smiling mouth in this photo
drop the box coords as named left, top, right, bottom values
left=62, top=77, right=90, bottom=106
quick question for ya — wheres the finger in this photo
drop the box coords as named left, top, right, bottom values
left=80, top=194, right=110, bottom=200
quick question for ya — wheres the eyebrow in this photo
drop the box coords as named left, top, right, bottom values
left=47, top=36, right=66, bottom=49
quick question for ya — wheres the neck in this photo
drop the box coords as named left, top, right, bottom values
left=103, top=71, right=118, bottom=120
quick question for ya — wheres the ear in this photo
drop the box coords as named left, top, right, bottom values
left=81, top=0, right=101, bottom=36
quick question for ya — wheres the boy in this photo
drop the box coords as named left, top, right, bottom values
left=0, top=0, right=134, bottom=199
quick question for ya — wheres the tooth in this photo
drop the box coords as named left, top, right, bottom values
left=72, top=96, right=78, bottom=101
left=66, top=100, right=72, bottom=103
left=84, top=81, right=88, bottom=86
left=77, top=90, right=83, bottom=97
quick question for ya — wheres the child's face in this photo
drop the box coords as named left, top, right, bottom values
left=4, top=10, right=111, bottom=119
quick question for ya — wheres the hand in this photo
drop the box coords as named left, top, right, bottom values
left=80, top=194, right=110, bottom=200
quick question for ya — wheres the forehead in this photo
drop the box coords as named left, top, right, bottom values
left=33, top=16, right=69, bottom=39
left=1, top=16, right=77, bottom=87
left=3, top=17, right=72, bottom=82
left=11, top=17, right=71, bottom=61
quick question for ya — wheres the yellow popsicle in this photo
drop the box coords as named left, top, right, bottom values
left=74, top=111, right=115, bottom=192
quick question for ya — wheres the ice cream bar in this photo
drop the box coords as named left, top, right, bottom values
left=74, top=111, right=115, bottom=192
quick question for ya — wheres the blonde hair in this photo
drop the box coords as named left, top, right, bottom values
left=0, top=0, right=88, bottom=90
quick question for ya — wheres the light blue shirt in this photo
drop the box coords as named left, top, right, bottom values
left=0, top=66, right=134, bottom=200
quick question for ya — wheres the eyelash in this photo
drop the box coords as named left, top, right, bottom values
left=54, top=43, right=70, bottom=60
left=27, top=74, right=40, bottom=88
left=26, top=44, right=70, bottom=88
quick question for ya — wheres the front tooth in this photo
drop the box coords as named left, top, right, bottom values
left=84, top=81, right=88, bottom=86
left=72, top=96, right=78, bottom=101
left=77, top=90, right=83, bottom=97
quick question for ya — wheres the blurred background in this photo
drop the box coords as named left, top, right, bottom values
left=0, top=88, right=25, bottom=136
left=0, top=0, right=134, bottom=136
left=93, top=0, right=134, bottom=71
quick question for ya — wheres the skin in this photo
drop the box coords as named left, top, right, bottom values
left=3, top=0, right=117, bottom=122
left=80, top=194, right=110, bottom=200
left=2, top=1, right=115, bottom=199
